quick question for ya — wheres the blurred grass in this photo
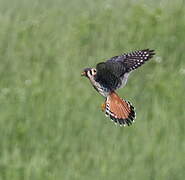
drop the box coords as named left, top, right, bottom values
left=0, top=0, right=185, bottom=179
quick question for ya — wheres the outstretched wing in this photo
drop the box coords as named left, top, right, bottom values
left=95, top=49, right=155, bottom=90
left=107, top=49, right=155, bottom=72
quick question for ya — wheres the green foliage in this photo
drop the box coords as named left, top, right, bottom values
left=0, top=0, right=185, bottom=179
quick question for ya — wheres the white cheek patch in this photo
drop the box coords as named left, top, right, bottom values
left=87, top=71, right=91, bottom=77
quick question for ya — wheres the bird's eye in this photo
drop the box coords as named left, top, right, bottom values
left=92, top=69, right=97, bottom=75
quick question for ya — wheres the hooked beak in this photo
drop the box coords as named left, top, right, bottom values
left=81, top=71, right=86, bottom=76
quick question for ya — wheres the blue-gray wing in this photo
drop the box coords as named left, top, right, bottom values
left=95, top=49, right=155, bottom=90
left=107, top=49, right=155, bottom=72
left=95, top=61, right=126, bottom=90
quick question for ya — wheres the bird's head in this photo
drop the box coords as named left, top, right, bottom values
left=81, top=68, right=97, bottom=78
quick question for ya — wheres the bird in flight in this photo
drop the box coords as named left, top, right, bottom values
left=81, top=49, right=155, bottom=126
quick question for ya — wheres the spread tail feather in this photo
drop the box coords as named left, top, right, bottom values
left=105, top=92, right=136, bottom=126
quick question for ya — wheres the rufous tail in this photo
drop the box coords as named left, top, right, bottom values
left=104, top=92, right=136, bottom=126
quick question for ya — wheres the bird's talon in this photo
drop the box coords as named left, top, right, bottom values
left=101, top=103, right=106, bottom=112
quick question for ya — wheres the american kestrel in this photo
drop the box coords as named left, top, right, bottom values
left=81, top=49, right=155, bottom=126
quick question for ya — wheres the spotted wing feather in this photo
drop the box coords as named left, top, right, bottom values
left=107, top=49, right=155, bottom=72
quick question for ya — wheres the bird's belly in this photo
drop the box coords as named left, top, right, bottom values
left=91, top=84, right=109, bottom=97
left=97, top=86, right=110, bottom=97
left=89, top=77, right=110, bottom=97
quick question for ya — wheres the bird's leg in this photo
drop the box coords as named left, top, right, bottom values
left=101, top=102, right=106, bottom=112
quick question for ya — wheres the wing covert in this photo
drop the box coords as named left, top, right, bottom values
left=95, top=62, right=125, bottom=90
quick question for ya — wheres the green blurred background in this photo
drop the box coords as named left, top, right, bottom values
left=0, top=0, right=185, bottom=179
